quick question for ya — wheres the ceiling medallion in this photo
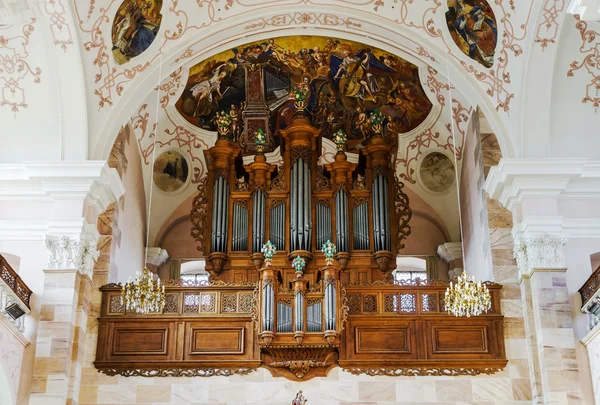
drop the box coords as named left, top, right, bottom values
left=444, top=271, right=491, bottom=317
left=121, top=267, right=165, bottom=314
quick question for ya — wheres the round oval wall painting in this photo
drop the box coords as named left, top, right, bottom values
left=419, top=152, right=455, bottom=193
left=153, top=151, right=189, bottom=193
left=112, top=0, right=162, bottom=65
left=445, top=0, right=497, bottom=68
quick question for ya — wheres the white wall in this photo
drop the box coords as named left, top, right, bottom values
left=550, top=15, right=600, bottom=159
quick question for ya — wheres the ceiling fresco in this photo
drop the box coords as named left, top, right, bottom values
left=445, top=0, right=498, bottom=68
left=111, top=0, right=163, bottom=65
left=175, top=36, right=433, bottom=139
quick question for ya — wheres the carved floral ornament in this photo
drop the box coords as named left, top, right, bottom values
left=514, top=233, right=568, bottom=276
left=44, top=236, right=100, bottom=274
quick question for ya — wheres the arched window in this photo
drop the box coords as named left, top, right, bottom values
left=180, top=259, right=209, bottom=284
left=394, top=257, right=427, bottom=283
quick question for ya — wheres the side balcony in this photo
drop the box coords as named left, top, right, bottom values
left=0, top=254, right=32, bottom=334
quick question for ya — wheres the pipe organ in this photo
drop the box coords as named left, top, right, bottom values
left=95, top=66, right=507, bottom=381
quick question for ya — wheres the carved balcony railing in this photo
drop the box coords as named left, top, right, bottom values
left=0, top=255, right=32, bottom=333
left=579, top=265, right=600, bottom=329
left=338, top=279, right=507, bottom=376
left=94, top=280, right=261, bottom=377
left=95, top=277, right=507, bottom=380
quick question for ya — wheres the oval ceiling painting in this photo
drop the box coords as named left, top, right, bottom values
left=445, top=0, right=497, bottom=68
left=419, top=152, right=455, bottom=193
left=112, top=0, right=162, bottom=65
left=153, top=151, right=189, bottom=193
left=176, top=36, right=433, bottom=140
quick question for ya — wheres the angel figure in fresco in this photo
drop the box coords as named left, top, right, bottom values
left=447, top=0, right=497, bottom=68
left=190, top=63, right=229, bottom=118
left=292, top=391, right=307, bottom=405
left=331, top=49, right=395, bottom=102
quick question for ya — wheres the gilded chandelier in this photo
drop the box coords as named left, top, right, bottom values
left=444, top=271, right=491, bottom=317
left=121, top=267, right=165, bottom=314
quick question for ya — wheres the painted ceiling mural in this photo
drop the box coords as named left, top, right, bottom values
left=111, top=0, right=163, bottom=65
left=445, top=0, right=498, bottom=68
left=131, top=62, right=471, bottom=245
left=176, top=36, right=433, bottom=139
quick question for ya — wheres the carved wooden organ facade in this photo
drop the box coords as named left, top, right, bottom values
left=95, top=65, right=507, bottom=380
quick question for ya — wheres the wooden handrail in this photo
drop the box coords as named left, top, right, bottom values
left=0, top=255, right=32, bottom=309
left=579, top=265, right=600, bottom=310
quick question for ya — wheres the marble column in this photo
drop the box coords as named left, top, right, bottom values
left=514, top=233, right=582, bottom=405
left=29, top=269, right=90, bottom=405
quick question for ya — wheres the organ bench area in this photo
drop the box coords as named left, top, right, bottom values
left=94, top=113, right=507, bottom=380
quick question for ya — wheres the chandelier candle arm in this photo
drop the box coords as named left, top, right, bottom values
left=444, top=271, right=491, bottom=317
left=121, top=267, right=166, bottom=314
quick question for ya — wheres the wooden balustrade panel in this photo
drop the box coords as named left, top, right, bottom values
left=338, top=283, right=507, bottom=374
left=95, top=284, right=261, bottom=375
left=95, top=282, right=507, bottom=378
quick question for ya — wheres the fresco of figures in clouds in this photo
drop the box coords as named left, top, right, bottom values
left=112, top=0, right=162, bottom=65
left=176, top=36, right=433, bottom=142
left=445, top=0, right=497, bottom=68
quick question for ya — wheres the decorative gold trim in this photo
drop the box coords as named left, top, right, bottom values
left=103, top=280, right=258, bottom=289
left=99, top=367, right=258, bottom=377
left=342, top=279, right=501, bottom=288
left=342, top=366, right=504, bottom=377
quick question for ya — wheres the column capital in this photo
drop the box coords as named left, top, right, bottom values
left=485, top=158, right=600, bottom=211
left=513, top=232, right=568, bottom=279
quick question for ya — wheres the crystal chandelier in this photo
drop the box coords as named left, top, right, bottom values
left=121, top=267, right=165, bottom=314
left=444, top=271, right=491, bottom=317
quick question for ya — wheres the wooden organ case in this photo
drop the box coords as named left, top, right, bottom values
left=95, top=70, right=507, bottom=380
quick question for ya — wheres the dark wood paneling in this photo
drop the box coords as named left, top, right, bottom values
left=114, top=329, right=167, bottom=354
left=355, top=326, right=410, bottom=353
left=344, top=319, right=417, bottom=360
left=189, top=327, right=244, bottom=354
left=108, top=322, right=176, bottom=361
left=432, top=326, right=488, bottom=354
left=425, top=320, right=500, bottom=360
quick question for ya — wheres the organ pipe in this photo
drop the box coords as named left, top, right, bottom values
left=316, top=203, right=332, bottom=248
left=252, top=191, right=266, bottom=253
left=269, top=203, right=285, bottom=251
left=307, top=301, right=322, bottom=332
left=277, top=301, right=292, bottom=332
left=291, top=158, right=312, bottom=251
left=335, top=189, right=349, bottom=252
left=353, top=202, right=369, bottom=250
left=211, top=177, right=229, bottom=253
left=262, top=283, right=274, bottom=332
left=325, top=283, right=336, bottom=331
left=372, top=174, right=390, bottom=251
left=295, top=291, right=304, bottom=333
left=232, top=203, right=249, bottom=251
